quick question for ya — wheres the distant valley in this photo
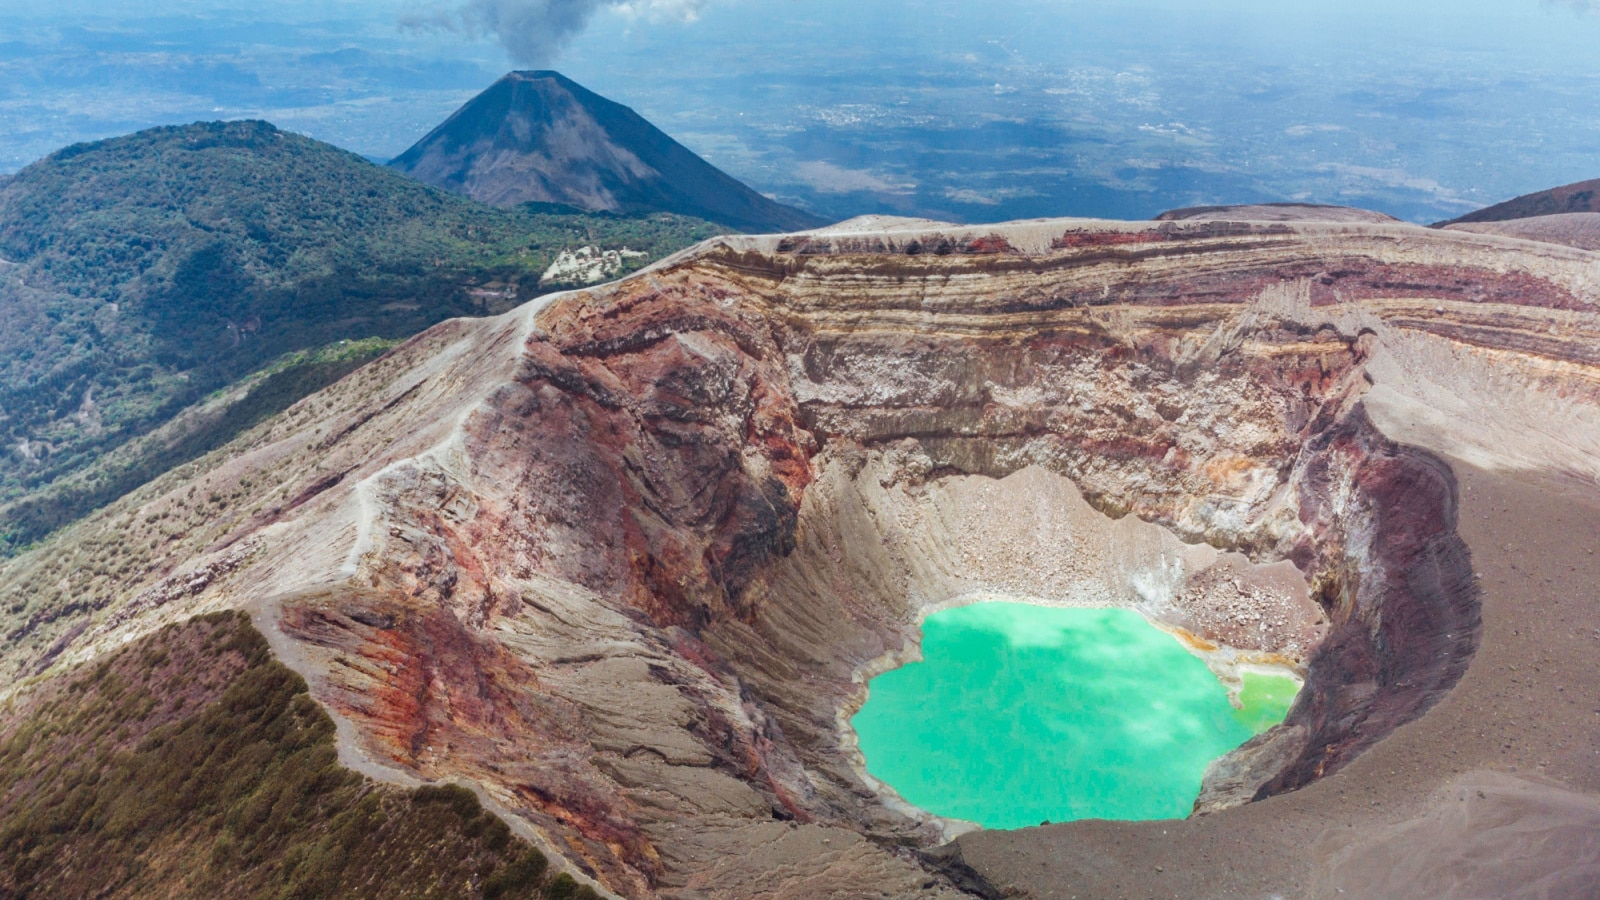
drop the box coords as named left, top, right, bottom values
left=7, top=1, right=1600, bottom=226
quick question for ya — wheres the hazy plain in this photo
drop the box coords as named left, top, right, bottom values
left=2, top=0, right=1598, bottom=222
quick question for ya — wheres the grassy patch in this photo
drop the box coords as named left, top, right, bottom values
left=0, top=338, right=399, bottom=555
left=0, top=611, right=601, bottom=900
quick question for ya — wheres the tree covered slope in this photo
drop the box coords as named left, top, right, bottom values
left=0, top=120, right=722, bottom=551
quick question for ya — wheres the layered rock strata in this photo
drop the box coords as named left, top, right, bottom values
left=8, top=214, right=1600, bottom=896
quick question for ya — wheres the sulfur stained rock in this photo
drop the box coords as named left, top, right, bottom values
left=15, top=212, right=1600, bottom=896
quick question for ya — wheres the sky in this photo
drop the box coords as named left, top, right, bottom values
left=1, top=0, right=1597, bottom=221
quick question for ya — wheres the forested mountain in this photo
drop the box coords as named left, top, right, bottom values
left=0, top=120, right=721, bottom=552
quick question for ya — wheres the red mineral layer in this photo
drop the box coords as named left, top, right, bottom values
left=6, top=214, right=1598, bottom=897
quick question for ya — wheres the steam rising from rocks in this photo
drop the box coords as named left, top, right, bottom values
left=404, top=0, right=707, bottom=65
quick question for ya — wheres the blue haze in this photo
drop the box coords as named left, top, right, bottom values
left=0, top=0, right=1597, bottom=222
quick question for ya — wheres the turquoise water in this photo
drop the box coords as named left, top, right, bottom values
left=851, top=603, right=1299, bottom=829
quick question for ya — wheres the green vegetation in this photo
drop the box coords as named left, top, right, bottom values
left=0, top=331, right=450, bottom=683
left=0, top=610, right=602, bottom=899
left=0, top=119, right=723, bottom=545
left=0, top=337, right=397, bottom=555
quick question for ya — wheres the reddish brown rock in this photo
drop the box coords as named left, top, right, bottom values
left=6, top=214, right=1600, bottom=897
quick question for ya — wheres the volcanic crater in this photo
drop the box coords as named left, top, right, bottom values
left=12, top=211, right=1600, bottom=897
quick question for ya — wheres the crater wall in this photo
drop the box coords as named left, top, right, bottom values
left=8, top=216, right=1598, bottom=897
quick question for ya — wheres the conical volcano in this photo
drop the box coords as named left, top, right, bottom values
left=389, top=71, right=826, bottom=233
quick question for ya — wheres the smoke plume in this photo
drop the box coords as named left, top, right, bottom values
left=404, top=0, right=707, bottom=66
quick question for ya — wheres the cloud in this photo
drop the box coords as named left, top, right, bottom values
left=793, top=161, right=916, bottom=195
left=1285, top=123, right=1345, bottom=137
left=403, top=0, right=707, bottom=66
left=942, top=185, right=1040, bottom=206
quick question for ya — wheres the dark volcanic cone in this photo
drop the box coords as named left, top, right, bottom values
left=390, top=70, right=826, bottom=233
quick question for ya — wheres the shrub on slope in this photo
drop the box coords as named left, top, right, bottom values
left=0, top=119, right=720, bottom=538
left=0, top=611, right=599, bottom=899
